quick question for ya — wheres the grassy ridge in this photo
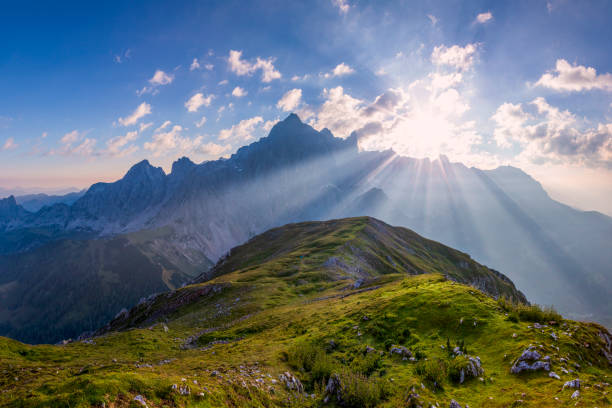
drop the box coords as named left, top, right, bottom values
left=0, top=217, right=610, bottom=407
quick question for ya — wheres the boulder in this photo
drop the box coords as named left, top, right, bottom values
left=511, top=347, right=550, bottom=374
left=563, top=379, right=580, bottom=389
left=133, top=395, right=148, bottom=407
left=390, top=345, right=412, bottom=358
left=279, top=371, right=303, bottom=393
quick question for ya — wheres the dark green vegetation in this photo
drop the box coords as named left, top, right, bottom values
left=0, top=217, right=610, bottom=407
left=0, top=227, right=211, bottom=344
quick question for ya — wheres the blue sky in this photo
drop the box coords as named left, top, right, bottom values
left=1, top=0, right=611, bottom=214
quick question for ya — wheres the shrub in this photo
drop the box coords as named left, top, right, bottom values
left=517, top=304, right=562, bottom=323
left=350, top=352, right=381, bottom=376
left=311, top=352, right=335, bottom=383
left=335, top=371, right=392, bottom=408
left=286, top=342, right=319, bottom=372
left=286, top=342, right=336, bottom=384
left=497, top=297, right=562, bottom=323
left=415, top=358, right=447, bottom=390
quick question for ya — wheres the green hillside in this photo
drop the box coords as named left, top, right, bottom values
left=0, top=217, right=610, bottom=407
left=0, top=226, right=212, bottom=344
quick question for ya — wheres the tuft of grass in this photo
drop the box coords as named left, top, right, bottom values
left=498, top=297, right=562, bottom=323
left=333, top=370, right=392, bottom=408
left=415, top=358, right=447, bottom=390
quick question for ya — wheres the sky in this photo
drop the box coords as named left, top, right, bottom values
left=1, top=0, right=611, bottom=214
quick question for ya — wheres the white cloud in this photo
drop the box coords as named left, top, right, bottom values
left=155, top=120, right=172, bottom=132
left=204, top=63, right=214, bottom=71
left=190, top=58, right=200, bottom=71
left=427, top=14, right=438, bottom=26
left=277, top=88, right=303, bottom=111
left=475, top=11, right=493, bottom=24
left=291, top=74, right=310, bottom=81
left=374, top=68, right=387, bottom=76
left=144, top=125, right=201, bottom=157
left=218, top=116, right=264, bottom=142
left=118, top=102, right=152, bottom=126
left=139, top=122, right=153, bottom=132
left=2, top=137, right=17, bottom=151
left=535, top=59, right=612, bottom=92
left=185, top=93, right=214, bottom=112
left=218, top=79, right=229, bottom=86
left=138, top=70, right=175, bottom=95
left=197, top=142, right=232, bottom=157
left=232, top=86, right=248, bottom=98
left=61, top=130, right=80, bottom=145
left=106, top=130, right=139, bottom=157
left=491, top=102, right=531, bottom=148
left=310, top=75, right=484, bottom=165
left=227, top=50, right=281, bottom=83
left=113, top=49, right=131, bottom=64
left=313, top=86, right=366, bottom=137
left=332, top=0, right=349, bottom=13
left=492, top=97, right=612, bottom=166
left=429, top=72, right=463, bottom=91
left=431, top=43, right=479, bottom=71
left=56, top=130, right=97, bottom=156
left=195, top=116, right=207, bottom=128
left=41, top=131, right=48, bottom=138
left=263, top=118, right=280, bottom=132
left=150, top=69, right=174, bottom=86
left=323, top=63, right=355, bottom=78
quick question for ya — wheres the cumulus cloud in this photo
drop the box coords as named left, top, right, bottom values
left=332, top=0, right=349, bottom=13
left=118, top=102, right=152, bottom=126
left=190, top=58, right=200, bottom=71
left=277, top=88, right=303, bottom=111
left=475, top=11, right=493, bottom=24
left=431, top=43, right=479, bottom=71
left=492, top=97, right=612, bottom=166
left=139, top=122, right=153, bottom=132
left=323, top=63, right=355, bottom=78
left=427, top=14, right=438, bottom=26
left=197, top=142, right=232, bottom=157
left=232, top=86, right=248, bottom=98
left=218, top=116, right=264, bottom=142
left=205, top=63, right=214, bottom=71
left=263, top=118, right=280, bottom=132
left=227, top=50, right=281, bottom=83
left=144, top=125, right=199, bottom=157
left=105, top=130, right=139, bottom=157
left=309, top=69, right=484, bottom=164
left=535, top=59, right=612, bottom=92
left=185, top=93, right=214, bottom=112
left=2, top=137, right=17, bottom=151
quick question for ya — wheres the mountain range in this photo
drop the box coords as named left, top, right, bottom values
left=0, top=113, right=611, bottom=344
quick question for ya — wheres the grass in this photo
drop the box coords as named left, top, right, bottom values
left=497, top=296, right=563, bottom=323
left=0, top=217, right=610, bottom=407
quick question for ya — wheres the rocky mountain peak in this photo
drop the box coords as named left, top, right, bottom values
left=170, top=156, right=196, bottom=177
left=124, top=159, right=165, bottom=182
